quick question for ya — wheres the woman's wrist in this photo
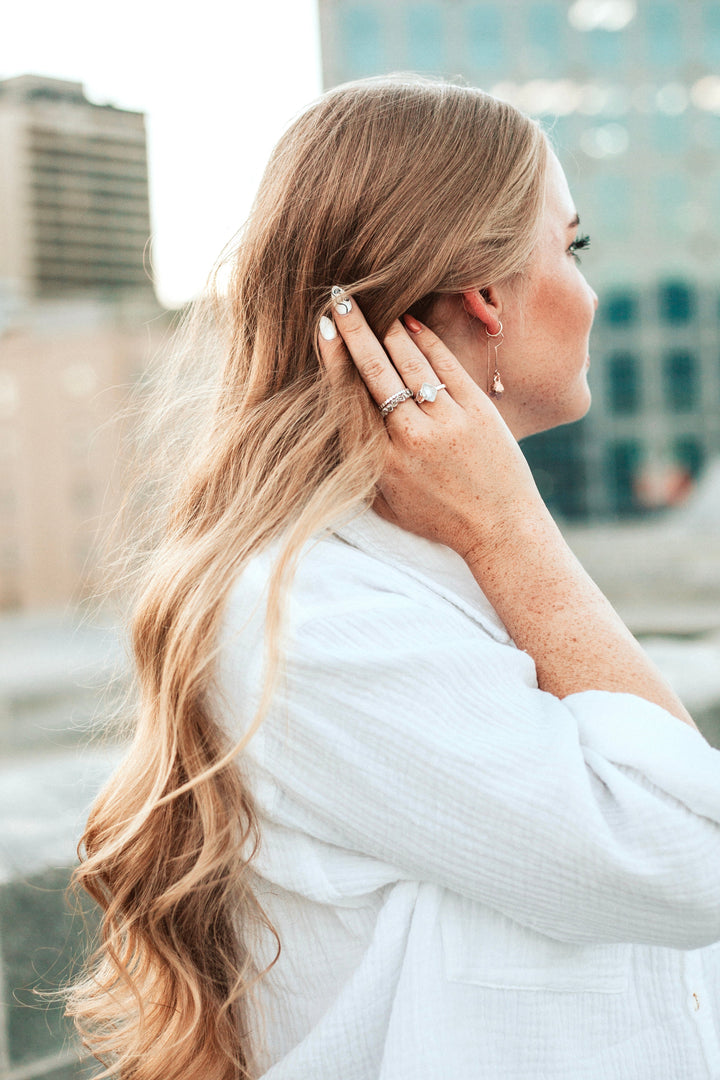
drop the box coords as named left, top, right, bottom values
left=463, top=505, right=699, bottom=730
left=456, top=490, right=559, bottom=569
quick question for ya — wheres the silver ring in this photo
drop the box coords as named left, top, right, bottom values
left=414, top=382, right=446, bottom=404
left=379, top=388, right=413, bottom=417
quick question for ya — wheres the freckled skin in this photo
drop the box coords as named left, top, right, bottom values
left=427, top=151, right=599, bottom=441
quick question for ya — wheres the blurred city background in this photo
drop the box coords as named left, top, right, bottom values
left=2, top=1, right=720, bottom=1076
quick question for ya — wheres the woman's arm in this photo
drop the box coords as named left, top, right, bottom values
left=464, top=503, right=698, bottom=729
left=318, top=302, right=698, bottom=732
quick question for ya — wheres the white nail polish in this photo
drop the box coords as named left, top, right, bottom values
left=331, top=285, right=352, bottom=315
left=319, top=315, right=337, bottom=340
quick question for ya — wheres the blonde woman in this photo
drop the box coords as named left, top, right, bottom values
left=68, top=76, right=720, bottom=1079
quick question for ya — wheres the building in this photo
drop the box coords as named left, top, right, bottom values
left=527, top=278, right=720, bottom=519
left=318, top=0, right=720, bottom=519
left=0, top=74, right=167, bottom=612
left=0, top=74, right=154, bottom=305
left=0, top=297, right=172, bottom=611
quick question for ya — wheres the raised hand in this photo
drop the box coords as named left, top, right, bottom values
left=317, top=293, right=543, bottom=562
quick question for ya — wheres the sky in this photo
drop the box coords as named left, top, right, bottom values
left=2, top=0, right=323, bottom=307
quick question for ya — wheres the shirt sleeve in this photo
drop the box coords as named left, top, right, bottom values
left=215, top=538, right=720, bottom=951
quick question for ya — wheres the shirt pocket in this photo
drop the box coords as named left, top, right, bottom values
left=439, top=892, right=631, bottom=994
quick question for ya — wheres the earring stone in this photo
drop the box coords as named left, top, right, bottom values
left=490, top=372, right=504, bottom=397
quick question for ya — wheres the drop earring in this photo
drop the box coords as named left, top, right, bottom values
left=486, top=321, right=504, bottom=398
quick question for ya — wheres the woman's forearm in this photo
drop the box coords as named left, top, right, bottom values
left=464, top=502, right=699, bottom=731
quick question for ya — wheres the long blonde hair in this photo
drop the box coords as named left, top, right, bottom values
left=67, top=74, right=548, bottom=1078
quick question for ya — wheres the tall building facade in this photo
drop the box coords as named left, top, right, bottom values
left=0, top=74, right=164, bottom=611
left=318, top=0, right=720, bottom=519
left=0, top=74, right=154, bottom=305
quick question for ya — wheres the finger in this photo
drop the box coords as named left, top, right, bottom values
left=329, top=286, right=412, bottom=409
left=316, top=315, right=350, bottom=389
left=381, top=318, right=455, bottom=409
left=399, top=315, right=478, bottom=407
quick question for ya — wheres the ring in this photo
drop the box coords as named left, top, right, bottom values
left=414, top=382, right=446, bottom=404
left=379, top=388, right=413, bottom=417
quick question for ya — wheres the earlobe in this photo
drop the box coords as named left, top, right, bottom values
left=461, top=288, right=502, bottom=336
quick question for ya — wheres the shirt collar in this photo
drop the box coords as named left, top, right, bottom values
left=332, top=506, right=512, bottom=645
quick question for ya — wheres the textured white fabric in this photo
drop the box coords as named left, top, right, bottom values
left=210, top=507, right=720, bottom=1079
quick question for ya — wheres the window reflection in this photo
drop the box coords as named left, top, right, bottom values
left=607, top=351, right=641, bottom=414
left=645, top=1, right=681, bottom=67
left=663, top=351, right=698, bottom=412
left=590, top=175, right=631, bottom=237
left=703, top=2, right=720, bottom=67
left=650, top=113, right=687, bottom=153
left=528, top=3, right=564, bottom=75
left=342, top=6, right=384, bottom=78
left=606, top=439, right=642, bottom=514
left=465, top=4, right=503, bottom=72
left=406, top=3, right=444, bottom=71
left=602, top=290, right=639, bottom=325
left=655, top=176, right=690, bottom=237
left=674, top=436, right=705, bottom=479
left=585, top=27, right=623, bottom=67
left=659, top=281, right=696, bottom=323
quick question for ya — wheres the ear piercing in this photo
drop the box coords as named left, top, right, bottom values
left=487, top=322, right=504, bottom=398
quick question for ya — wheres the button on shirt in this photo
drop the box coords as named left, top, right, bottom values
left=211, top=508, right=720, bottom=1079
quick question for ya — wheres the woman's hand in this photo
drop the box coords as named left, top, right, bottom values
left=317, top=298, right=546, bottom=562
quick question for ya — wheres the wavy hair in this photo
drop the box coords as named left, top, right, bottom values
left=65, top=74, right=549, bottom=1077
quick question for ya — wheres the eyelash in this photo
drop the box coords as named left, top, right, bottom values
left=568, top=234, right=591, bottom=262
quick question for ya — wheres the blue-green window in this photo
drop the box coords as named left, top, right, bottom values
left=546, top=116, right=574, bottom=154
left=703, top=2, right=720, bottom=67
left=645, top=1, right=681, bottom=68
left=342, top=6, right=385, bottom=79
left=658, top=281, right=695, bottom=323
left=527, top=3, right=563, bottom=74
left=602, top=290, right=638, bottom=325
left=607, top=351, right=641, bottom=415
left=465, top=4, right=504, bottom=73
left=585, top=28, right=623, bottom=68
left=674, top=436, right=705, bottom=478
left=606, top=439, right=642, bottom=515
left=663, top=351, right=698, bottom=412
left=406, top=3, right=444, bottom=71
left=654, top=175, right=689, bottom=238
left=696, top=115, right=720, bottom=151
left=650, top=113, right=687, bottom=155
left=591, top=175, right=631, bottom=238
left=521, top=423, right=586, bottom=520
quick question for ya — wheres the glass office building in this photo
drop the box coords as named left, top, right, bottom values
left=318, top=0, right=720, bottom=519
left=0, top=74, right=154, bottom=304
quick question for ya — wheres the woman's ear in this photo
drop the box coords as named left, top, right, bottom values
left=461, top=288, right=503, bottom=335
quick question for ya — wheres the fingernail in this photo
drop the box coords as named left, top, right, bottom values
left=319, top=315, right=337, bottom=340
left=403, top=313, right=423, bottom=333
left=331, top=285, right=352, bottom=315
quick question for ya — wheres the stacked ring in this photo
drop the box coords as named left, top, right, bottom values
left=379, top=388, right=413, bottom=417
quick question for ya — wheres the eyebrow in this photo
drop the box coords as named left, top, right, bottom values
left=568, top=213, right=580, bottom=229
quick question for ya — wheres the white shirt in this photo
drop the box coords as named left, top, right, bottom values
left=211, top=508, right=720, bottom=1079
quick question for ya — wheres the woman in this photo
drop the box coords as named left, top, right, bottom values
left=67, top=75, right=720, bottom=1079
